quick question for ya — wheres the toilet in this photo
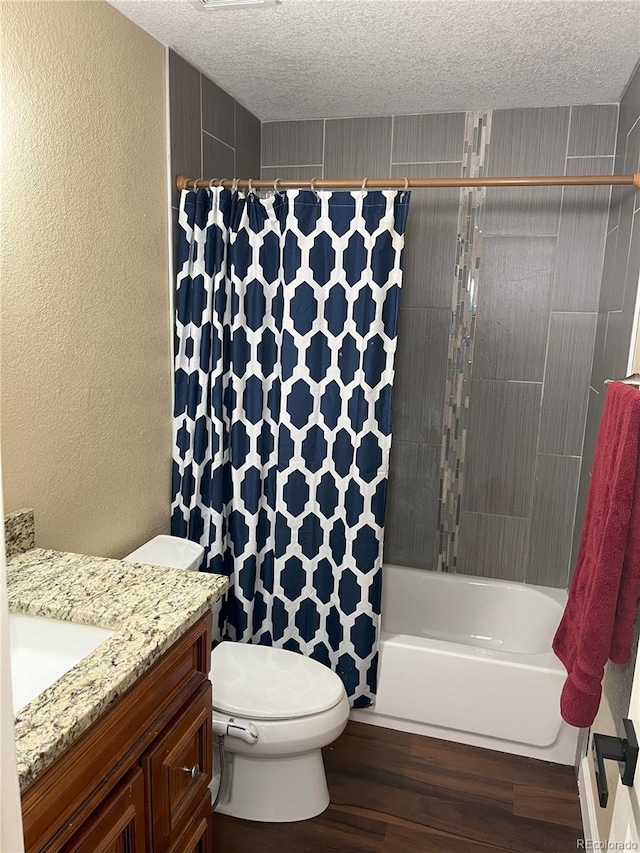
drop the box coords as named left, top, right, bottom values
left=123, top=535, right=350, bottom=823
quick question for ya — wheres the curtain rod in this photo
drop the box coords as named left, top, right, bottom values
left=176, top=173, right=640, bottom=192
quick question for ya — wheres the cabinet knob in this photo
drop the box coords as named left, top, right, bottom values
left=180, top=764, right=200, bottom=780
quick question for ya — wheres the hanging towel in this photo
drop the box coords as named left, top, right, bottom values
left=553, top=382, right=640, bottom=728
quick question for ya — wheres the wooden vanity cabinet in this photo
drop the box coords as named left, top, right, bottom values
left=20, top=614, right=214, bottom=853
left=64, top=769, right=147, bottom=853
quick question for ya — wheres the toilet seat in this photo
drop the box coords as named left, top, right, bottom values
left=211, top=642, right=345, bottom=720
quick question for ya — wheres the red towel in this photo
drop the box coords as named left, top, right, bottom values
left=553, top=382, right=640, bottom=728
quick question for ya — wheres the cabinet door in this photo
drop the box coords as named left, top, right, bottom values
left=168, top=794, right=212, bottom=853
left=64, top=768, right=146, bottom=853
left=145, top=681, right=212, bottom=851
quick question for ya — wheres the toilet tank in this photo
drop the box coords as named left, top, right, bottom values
left=123, top=535, right=205, bottom=572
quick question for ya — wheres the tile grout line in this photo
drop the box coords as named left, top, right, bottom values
left=262, top=163, right=325, bottom=169
left=202, top=128, right=235, bottom=153
left=549, top=310, right=598, bottom=316
left=390, top=114, right=395, bottom=179
left=627, top=111, right=640, bottom=138
left=259, top=103, right=619, bottom=125
left=534, top=308, right=555, bottom=461
left=391, top=159, right=464, bottom=166
left=232, top=98, right=237, bottom=176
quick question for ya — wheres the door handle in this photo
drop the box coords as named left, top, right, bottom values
left=592, top=718, right=638, bottom=808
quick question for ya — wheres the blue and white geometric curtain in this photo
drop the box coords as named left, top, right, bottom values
left=172, top=186, right=410, bottom=707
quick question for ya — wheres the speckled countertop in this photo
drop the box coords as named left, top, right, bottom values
left=6, top=514, right=228, bottom=791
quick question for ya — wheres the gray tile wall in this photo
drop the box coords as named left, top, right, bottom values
left=462, top=105, right=614, bottom=588
left=169, top=49, right=261, bottom=210
left=576, top=63, right=640, bottom=572
left=261, top=103, right=617, bottom=588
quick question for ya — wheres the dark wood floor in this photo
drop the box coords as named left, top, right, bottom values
left=215, top=721, right=583, bottom=853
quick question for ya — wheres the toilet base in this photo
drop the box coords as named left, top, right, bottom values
left=213, top=748, right=330, bottom=822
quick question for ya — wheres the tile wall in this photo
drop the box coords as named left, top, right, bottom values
left=262, top=104, right=617, bottom=588
left=463, top=105, right=615, bottom=587
left=168, top=48, right=261, bottom=211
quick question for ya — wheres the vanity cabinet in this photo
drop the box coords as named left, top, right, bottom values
left=145, top=682, right=212, bottom=851
left=64, top=769, right=147, bottom=853
left=20, top=614, right=213, bottom=853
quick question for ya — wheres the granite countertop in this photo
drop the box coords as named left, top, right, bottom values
left=5, top=512, right=228, bottom=791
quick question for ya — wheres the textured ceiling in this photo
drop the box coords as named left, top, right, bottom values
left=108, top=0, right=640, bottom=121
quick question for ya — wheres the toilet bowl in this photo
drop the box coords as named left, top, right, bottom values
left=123, top=536, right=350, bottom=823
left=211, top=641, right=349, bottom=822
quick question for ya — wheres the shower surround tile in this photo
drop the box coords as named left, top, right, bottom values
left=472, top=236, right=555, bottom=381
left=201, top=75, right=235, bottom=147
left=392, top=112, right=466, bottom=163
left=483, top=106, right=569, bottom=236
left=567, top=105, right=618, bottom=157
left=203, top=132, right=235, bottom=178
left=538, top=312, right=598, bottom=456
left=526, top=454, right=581, bottom=588
left=261, top=166, right=322, bottom=182
left=436, top=110, right=491, bottom=572
left=551, top=157, right=613, bottom=312
left=169, top=50, right=201, bottom=206
left=391, top=163, right=463, bottom=309
left=464, top=379, right=541, bottom=518
left=235, top=103, right=261, bottom=177
left=261, top=120, right=324, bottom=167
left=324, top=117, right=392, bottom=178
left=384, top=442, right=441, bottom=570
left=457, top=512, right=530, bottom=582
left=392, top=308, right=450, bottom=444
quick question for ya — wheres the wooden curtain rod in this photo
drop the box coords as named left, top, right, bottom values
left=176, top=173, right=640, bottom=192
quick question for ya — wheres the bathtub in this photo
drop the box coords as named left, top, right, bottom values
left=350, top=564, right=578, bottom=765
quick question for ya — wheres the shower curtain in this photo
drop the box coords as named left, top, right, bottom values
left=171, top=186, right=410, bottom=706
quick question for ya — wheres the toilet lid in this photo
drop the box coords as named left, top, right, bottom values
left=210, top=642, right=346, bottom=720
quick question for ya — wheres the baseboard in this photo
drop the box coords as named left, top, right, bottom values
left=578, top=754, right=599, bottom=846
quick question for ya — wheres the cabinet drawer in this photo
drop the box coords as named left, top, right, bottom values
left=145, top=681, right=212, bottom=851
left=167, top=794, right=212, bottom=853
left=63, top=768, right=146, bottom=853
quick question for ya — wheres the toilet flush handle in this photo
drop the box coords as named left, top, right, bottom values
left=213, top=716, right=259, bottom=744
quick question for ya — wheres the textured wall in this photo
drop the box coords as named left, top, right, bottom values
left=262, top=105, right=615, bottom=588
left=581, top=60, right=640, bottom=839
left=0, top=1, right=171, bottom=558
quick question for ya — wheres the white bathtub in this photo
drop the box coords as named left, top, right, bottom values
left=351, top=564, right=578, bottom=765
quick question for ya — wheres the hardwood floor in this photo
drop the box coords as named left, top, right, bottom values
left=214, top=721, right=583, bottom=852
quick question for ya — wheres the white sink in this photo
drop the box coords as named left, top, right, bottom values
left=9, top=613, right=114, bottom=712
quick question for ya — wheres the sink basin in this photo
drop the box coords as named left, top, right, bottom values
left=9, top=613, right=114, bottom=712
